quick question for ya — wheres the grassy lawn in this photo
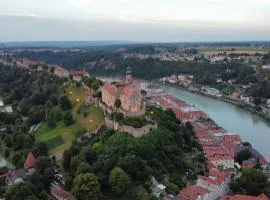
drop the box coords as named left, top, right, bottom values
left=74, top=104, right=105, bottom=132
left=45, top=136, right=64, bottom=150
left=35, top=83, right=104, bottom=155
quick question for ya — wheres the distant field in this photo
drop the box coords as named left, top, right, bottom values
left=198, top=47, right=268, bottom=56
left=35, top=82, right=104, bottom=155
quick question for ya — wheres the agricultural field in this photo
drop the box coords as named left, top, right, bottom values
left=198, top=47, right=268, bottom=56
left=35, top=82, right=104, bottom=155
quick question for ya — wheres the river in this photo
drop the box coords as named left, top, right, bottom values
left=163, top=85, right=270, bottom=160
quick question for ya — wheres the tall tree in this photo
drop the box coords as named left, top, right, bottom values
left=5, top=182, right=39, bottom=200
left=60, top=96, right=72, bottom=111
left=109, top=167, right=131, bottom=196
left=64, top=111, right=74, bottom=126
left=72, top=173, right=103, bottom=200
left=230, top=168, right=269, bottom=196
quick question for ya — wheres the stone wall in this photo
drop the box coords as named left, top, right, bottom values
left=105, top=117, right=157, bottom=137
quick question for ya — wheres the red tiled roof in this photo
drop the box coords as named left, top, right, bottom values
left=208, top=155, right=234, bottom=162
left=203, top=146, right=229, bottom=157
left=24, top=60, right=40, bottom=65
left=179, top=186, right=210, bottom=200
left=198, top=170, right=230, bottom=186
left=103, top=83, right=118, bottom=96
left=220, top=134, right=241, bottom=144
left=25, top=152, right=37, bottom=169
left=220, top=194, right=269, bottom=200
left=70, top=69, right=88, bottom=76
left=122, top=86, right=134, bottom=97
left=55, top=65, right=68, bottom=73
left=51, top=186, right=75, bottom=200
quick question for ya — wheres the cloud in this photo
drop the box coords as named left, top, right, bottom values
left=0, top=12, right=37, bottom=18
left=69, top=0, right=92, bottom=8
left=69, top=0, right=135, bottom=8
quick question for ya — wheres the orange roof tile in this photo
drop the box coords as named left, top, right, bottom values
left=179, top=186, right=210, bottom=200
left=220, top=194, right=269, bottom=200
left=103, top=83, right=118, bottom=96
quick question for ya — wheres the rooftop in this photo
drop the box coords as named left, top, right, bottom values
left=220, top=194, right=269, bottom=200
left=179, top=186, right=210, bottom=200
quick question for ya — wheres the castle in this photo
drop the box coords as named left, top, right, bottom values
left=101, top=67, right=144, bottom=115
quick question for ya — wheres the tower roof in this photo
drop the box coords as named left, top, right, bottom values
left=24, top=152, right=37, bottom=169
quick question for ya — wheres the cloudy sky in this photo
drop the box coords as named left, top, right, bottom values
left=0, top=0, right=270, bottom=42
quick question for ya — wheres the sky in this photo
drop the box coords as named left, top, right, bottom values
left=0, top=0, right=270, bottom=42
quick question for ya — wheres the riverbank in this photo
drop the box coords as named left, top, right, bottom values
left=163, top=82, right=270, bottom=122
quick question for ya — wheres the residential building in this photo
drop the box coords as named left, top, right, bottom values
left=242, top=158, right=257, bottom=169
left=54, top=65, right=69, bottom=78
left=220, top=194, right=269, bottom=200
left=24, top=152, right=37, bottom=171
left=196, top=170, right=231, bottom=200
left=208, top=155, right=234, bottom=170
left=50, top=185, right=76, bottom=200
left=152, top=184, right=166, bottom=198
left=202, top=87, right=221, bottom=96
left=236, top=145, right=267, bottom=166
left=9, top=168, right=26, bottom=185
left=70, top=68, right=90, bottom=81
left=179, top=185, right=211, bottom=200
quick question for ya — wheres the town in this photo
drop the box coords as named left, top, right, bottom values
left=0, top=51, right=270, bottom=200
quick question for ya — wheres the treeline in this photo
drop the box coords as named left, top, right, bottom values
left=0, top=64, right=67, bottom=199
left=0, top=64, right=63, bottom=160
left=62, top=106, right=206, bottom=200
left=16, top=51, right=256, bottom=83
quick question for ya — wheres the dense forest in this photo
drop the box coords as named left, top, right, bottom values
left=17, top=51, right=256, bottom=82
left=62, top=106, right=206, bottom=200
left=16, top=49, right=270, bottom=99
left=0, top=64, right=68, bottom=199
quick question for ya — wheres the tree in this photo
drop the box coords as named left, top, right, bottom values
left=35, top=156, right=51, bottom=174
left=166, top=183, right=179, bottom=195
left=109, top=167, right=131, bottom=196
left=72, top=173, right=103, bottom=200
left=237, top=149, right=252, bottom=163
left=47, top=115, right=57, bottom=128
left=0, top=178, right=6, bottom=196
left=60, top=96, right=72, bottom=111
left=62, top=150, right=72, bottom=171
left=43, top=168, right=55, bottom=189
left=49, top=94, right=58, bottom=106
left=230, top=169, right=268, bottom=196
left=5, top=182, right=39, bottom=200
left=32, top=142, right=48, bottom=157
left=114, top=99, right=121, bottom=108
left=253, top=98, right=261, bottom=106
left=64, top=111, right=74, bottom=126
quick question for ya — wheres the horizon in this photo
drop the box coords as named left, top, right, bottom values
left=1, top=0, right=270, bottom=42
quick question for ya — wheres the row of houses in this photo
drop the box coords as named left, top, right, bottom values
left=154, top=95, right=207, bottom=122
left=0, top=152, right=75, bottom=200
left=154, top=94, right=269, bottom=200
left=54, top=65, right=90, bottom=81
